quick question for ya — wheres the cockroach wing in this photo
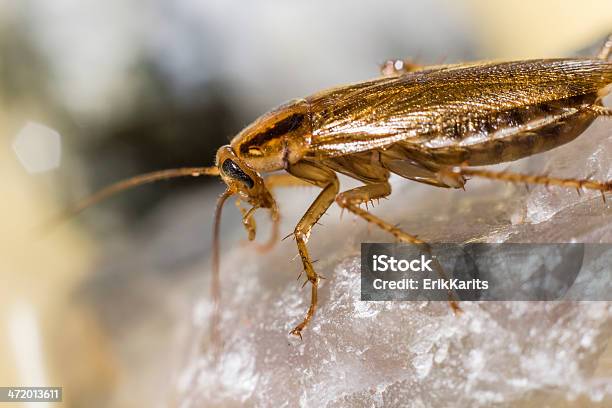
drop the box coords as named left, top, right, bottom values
left=305, top=59, right=612, bottom=158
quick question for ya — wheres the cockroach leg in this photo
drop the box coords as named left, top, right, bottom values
left=380, top=59, right=423, bottom=77
left=446, top=167, right=612, bottom=197
left=245, top=174, right=311, bottom=253
left=286, top=161, right=339, bottom=339
left=335, top=182, right=461, bottom=312
left=598, top=33, right=612, bottom=60
left=581, top=104, right=612, bottom=116
left=335, top=182, right=423, bottom=244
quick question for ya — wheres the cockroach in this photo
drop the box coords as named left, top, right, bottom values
left=65, top=34, right=612, bottom=340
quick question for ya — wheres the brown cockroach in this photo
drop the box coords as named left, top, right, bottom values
left=66, top=34, right=612, bottom=340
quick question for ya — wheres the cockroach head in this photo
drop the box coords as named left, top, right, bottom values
left=215, top=145, right=274, bottom=209
left=230, top=99, right=310, bottom=172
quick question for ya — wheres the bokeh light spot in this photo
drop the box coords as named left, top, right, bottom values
left=12, top=122, right=62, bottom=173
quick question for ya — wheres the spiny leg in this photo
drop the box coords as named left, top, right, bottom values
left=335, top=181, right=461, bottom=312
left=336, top=182, right=423, bottom=243
left=582, top=104, right=612, bottom=117
left=286, top=162, right=339, bottom=339
left=443, top=167, right=612, bottom=200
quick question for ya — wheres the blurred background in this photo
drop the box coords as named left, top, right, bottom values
left=2, top=0, right=612, bottom=406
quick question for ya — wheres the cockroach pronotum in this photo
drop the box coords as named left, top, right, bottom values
left=63, top=34, right=612, bottom=340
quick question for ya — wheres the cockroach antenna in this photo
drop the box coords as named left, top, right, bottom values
left=48, top=166, right=220, bottom=229
left=41, top=165, right=223, bottom=340
left=211, top=188, right=233, bottom=347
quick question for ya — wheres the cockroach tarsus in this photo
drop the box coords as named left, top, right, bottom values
left=64, top=34, right=612, bottom=341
